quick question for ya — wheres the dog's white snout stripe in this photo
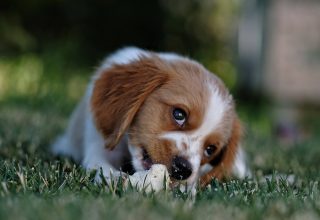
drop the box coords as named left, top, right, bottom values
left=160, top=85, right=231, bottom=183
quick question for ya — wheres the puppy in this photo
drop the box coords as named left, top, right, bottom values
left=52, top=47, right=250, bottom=189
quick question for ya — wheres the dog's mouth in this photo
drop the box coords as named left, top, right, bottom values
left=142, top=148, right=153, bottom=170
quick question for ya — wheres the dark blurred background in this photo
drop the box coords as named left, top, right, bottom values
left=1, top=0, right=320, bottom=169
left=0, top=0, right=241, bottom=91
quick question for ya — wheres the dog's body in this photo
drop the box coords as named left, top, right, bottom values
left=52, top=47, right=250, bottom=189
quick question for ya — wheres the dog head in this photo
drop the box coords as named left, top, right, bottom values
left=91, top=48, right=242, bottom=187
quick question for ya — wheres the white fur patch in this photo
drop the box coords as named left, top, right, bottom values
left=200, top=164, right=213, bottom=176
left=232, top=147, right=251, bottom=178
left=160, top=84, right=230, bottom=183
left=128, top=144, right=144, bottom=172
left=82, top=114, right=114, bottom=173
left=98, top=47, right=184, bottom=72
left=104, top=47, right=147, bottom=66
left=158, top=52, right=184, bottom=62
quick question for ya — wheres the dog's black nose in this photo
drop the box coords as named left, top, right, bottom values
left=171, top=156, right=192, bottom=180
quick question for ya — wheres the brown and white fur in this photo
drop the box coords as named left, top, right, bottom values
left=52, top=47, right=250, bottom=190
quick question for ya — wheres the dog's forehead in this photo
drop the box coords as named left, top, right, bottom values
left=156, top=58, right=230, bottom=111
left=158, top=60, right=205, bottom=97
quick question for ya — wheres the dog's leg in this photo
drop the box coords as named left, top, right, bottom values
left=82, top=115, right=122, bottom=183
left=51, top=97, right=88, bottom=162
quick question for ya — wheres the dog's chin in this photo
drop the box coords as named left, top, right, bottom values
left=141, top=148, right=153, bottom=170
left=128, top=144, right=154, bottom=171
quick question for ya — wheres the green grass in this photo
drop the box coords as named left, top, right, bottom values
left=1, top=54, right=320, bottom=220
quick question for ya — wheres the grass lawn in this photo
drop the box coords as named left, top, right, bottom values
left=0, top=54, right=320, bottom=220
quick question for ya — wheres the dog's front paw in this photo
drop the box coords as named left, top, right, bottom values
left=93, top=166, right=127, bottom=187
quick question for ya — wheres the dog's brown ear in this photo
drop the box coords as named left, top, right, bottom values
left=91, top=57, right=168, bottom=149
left=200, top=116, right=242, bottom=186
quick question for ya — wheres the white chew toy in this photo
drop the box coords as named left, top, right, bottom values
left=126, top=164, right=170, bottom=193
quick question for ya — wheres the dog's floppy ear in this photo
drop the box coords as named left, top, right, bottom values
left=91, top=56, right=168, bottom=149
left=200, top=117, right=242, bottom=186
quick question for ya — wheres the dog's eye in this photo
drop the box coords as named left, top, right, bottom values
left=204, top=145, right=217, bottom=157
left=172, top=108, right=187, bottom=126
